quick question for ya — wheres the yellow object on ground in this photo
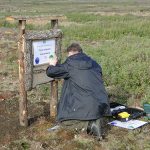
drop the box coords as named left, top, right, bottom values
left=118, top=112, right=130, bottom=118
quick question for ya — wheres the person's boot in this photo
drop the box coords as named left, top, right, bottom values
left=87, top=118, right=104, bottom=141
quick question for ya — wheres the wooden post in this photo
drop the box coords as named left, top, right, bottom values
left=50, top=19, right=59, bottom=117
left=50, top=81, right=58, bottom=117
left=51, top=19, right=58, bottom=29
left=18, top=19, right=28, bottom=126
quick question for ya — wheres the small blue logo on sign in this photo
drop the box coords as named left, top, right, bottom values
left=35, top=57, right=40, bottom=64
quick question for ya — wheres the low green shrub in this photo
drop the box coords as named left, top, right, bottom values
left=83, top=36, right=150, bottom=104
left=0, top=19, right=17, bottom=28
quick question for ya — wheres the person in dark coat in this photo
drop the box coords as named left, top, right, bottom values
left=46, top=43, right=110, bottom=139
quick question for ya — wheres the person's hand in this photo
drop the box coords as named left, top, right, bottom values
left=49, top=54, right=58, bottom=66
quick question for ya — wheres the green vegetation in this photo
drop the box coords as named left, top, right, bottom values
left=0, top=0, right=150, bottom=149
left=61, top=13, right=150, bottom=105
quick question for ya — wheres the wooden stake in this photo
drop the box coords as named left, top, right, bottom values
left=50, top=19, right=59, bottom=118
left=18, top=19, right=28, bottom=126
left=50, top=81, right=58, bottom=117
left=51, top=19, right=58, bottom=29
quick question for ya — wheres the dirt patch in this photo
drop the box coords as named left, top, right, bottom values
left=0, top=97, right=20, bottom=145
left=0, top=91, right=17, bottom=101
left=56, top=129, right=75, bottom=141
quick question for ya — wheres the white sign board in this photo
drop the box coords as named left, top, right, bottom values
left=33, top=39, right=55, bottom=66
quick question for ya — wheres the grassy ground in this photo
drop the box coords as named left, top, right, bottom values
left=0, top=0, right=150, bottom=150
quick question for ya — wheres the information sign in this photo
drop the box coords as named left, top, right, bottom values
left=33, top=39, right=55, bottom=66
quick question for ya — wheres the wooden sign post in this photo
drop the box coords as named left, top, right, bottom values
left=50, top=19, right=58, bottom=117
left=18, top=18, right=62, bottom=126
left=18, top=19, right=28, bottom=126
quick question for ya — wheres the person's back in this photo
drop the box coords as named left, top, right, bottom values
left=56, top=52, right=109, bottom=121
left=46, top=43, right=110, bottom=140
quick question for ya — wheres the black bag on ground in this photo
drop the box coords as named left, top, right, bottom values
left=110, top=102, right=146, bottom=121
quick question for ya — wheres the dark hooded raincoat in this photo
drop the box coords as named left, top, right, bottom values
left=46, top=53, right=110, bottom=122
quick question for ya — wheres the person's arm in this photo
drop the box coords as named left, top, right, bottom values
left=46, top=55, right=70, bottom=79
left=46, top=63, right=70, bottom=79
